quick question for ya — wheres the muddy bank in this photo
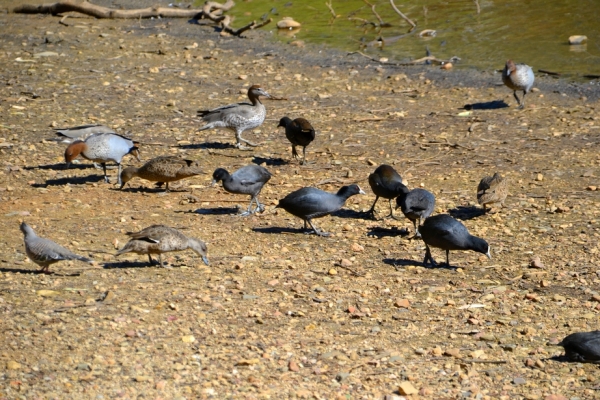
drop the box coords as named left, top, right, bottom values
left=1, top=2, right=600, bottom=399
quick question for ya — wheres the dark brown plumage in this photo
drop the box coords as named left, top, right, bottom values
left=367, top=164, right=405, bottom=219
left=477, top=172, right=508, bottom=212
left=277, top=117, right=316, bottom=165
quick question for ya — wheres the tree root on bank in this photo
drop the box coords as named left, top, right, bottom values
left=13, top=0, right=271, bottom=37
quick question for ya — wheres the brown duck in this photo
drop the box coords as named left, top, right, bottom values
left=119, top=156, right=204, bottom=191
left=477, top=172, right=508, bottom=212
left=277, top=117, right=316, bottom=165
left=116, top=225, right=209, bottom=267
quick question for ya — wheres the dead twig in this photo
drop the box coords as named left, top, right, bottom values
left=325, top=0, right=338, bottom=20
left=389, top=0, right=416, bottom=31
left=473, top=0, right=481, bottom=14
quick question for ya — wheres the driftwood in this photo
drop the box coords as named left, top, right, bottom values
left=13, top=0, right=271, bottom=37
left=348, top=50, right=461, bottom=66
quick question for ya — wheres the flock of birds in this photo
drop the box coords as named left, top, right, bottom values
left=18, top=59, right=600, bottom=361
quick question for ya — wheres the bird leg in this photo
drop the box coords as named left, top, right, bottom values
left=147, top=254, right=156, bottom=265
left=158, top=254, right=165, bottom=268
left=519, top=90, right=527, bottom=109
left=291, top=145, right=299, bottom=161
left=386, top=199, right=396, bottom=219
left=235, top=132, right=259, bottom=148
left=116, top=163, right=122, bottom=187
left=407, top=220, right=421, bottom=240
left=305, top=219, right=331, bottom=237
left=301, top=146, right=307, bottom=165
left=102, top=163, right=110, bottom=183
left=241, top=197, right=257, bottom=217
left=513, top=90, right=523, bottom=109
left=423, top=244, right=437, bottom=267
left=366, top=197, right=379, bottom=219
left=254, top=197, right=265, bottom=213
left=445, top=249, right=451, bottom=267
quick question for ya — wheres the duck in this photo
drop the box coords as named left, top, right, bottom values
left=276, top=184, right=365, bottom=236
left=277, top=117, right=316, bottom=165
left=212, top=164, right=271, bottom=216
left=197, top=85, right=271, bottom=149
left=367, top=164, right=405, bottom=219
left=502, top=60, right=534, bottom=109
left=418, top=214, right=490, bottom=267
left=116, top=225, right=209, bottom=268
left=395, top=185, right=435, bottom=236
left=557, top=331, right=600, bottom=363
left=477, top=172, right=508, bottom=212
left=120, top=156, right=204, bottom=191
left=64, top=132, right=140, bottom=186
left=54, top=124, right=115, bottom=143
left=20, top=222, right=93, bottom=273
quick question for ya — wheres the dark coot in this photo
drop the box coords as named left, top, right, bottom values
left=212, top=164, right=271, bottom=216
left=276, top=184, right=365, bottom=236
left=558, top=331, right=600, bottom=363
left=277, top=117, right=316, bottom=165
left=367, top=164, right=405, bottom=219
left=418, top=214, right=490, bottom=267
left=395, top=186, right=435, bottom=236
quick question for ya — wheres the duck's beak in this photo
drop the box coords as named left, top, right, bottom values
left=211, top=179, right=217, bottom=187
left=202, top=256, right=209, bottom=266
left=486, top=247, right=492, bottom=260
left=359, top=188, right=366, bottom=195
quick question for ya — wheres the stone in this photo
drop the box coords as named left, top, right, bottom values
left=444, top=348, right=461, bottom=358
left=277, top=17, right=301, bottom=29
left=6, top=360, right=21, bottom=370
left=394, top=298, right=410, bottom=308
left=568, top=35, right=587, bottom=44
left=398, top=381, right=418, bottom=395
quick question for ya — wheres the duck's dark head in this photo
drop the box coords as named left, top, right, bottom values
left=248, top=85, right=271, bottom=103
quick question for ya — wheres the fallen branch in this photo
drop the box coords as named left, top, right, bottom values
left=348, top=50, right=460, bottom=66
left=13, top=0, right=271, bottom=37
left=13, top=0, right=208, bottom=18
left=389, top=0, right=416, bottom=31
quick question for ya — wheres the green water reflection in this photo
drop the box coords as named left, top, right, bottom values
left=204, top=0, right=600, bottom=78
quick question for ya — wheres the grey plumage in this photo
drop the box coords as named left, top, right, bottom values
left=116, top=225, right=209, bottom=267
left=418, top=214, right=491, bottom=267
left=502, top=59, right=534, bottom=109
left=395, top=186, right=436, bottom=236
left=54, top=124, right=116, bottom=143
left=198, top=85, right=271, bottom=149
left=20, top=222, right=93, bottom=273
left=64, top=132, right=140, bottom=186
left=212, top=164, right=271, bottom=216
left=276, top=184, right=365, bottom=237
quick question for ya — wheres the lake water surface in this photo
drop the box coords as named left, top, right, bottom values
left=220, top=0, right=600, bottom=80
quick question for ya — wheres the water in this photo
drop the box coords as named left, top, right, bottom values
left=216, top=0, right=600, bottom=79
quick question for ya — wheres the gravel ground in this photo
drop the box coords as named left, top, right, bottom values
left=1, top=2, right=600, bottom=399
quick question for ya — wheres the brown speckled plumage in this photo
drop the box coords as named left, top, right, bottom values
left=120, top=156, right=204, bottom=191
left=116, top=225, right=209, bottom=267
left=477, top=172, right=508, bottom=211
